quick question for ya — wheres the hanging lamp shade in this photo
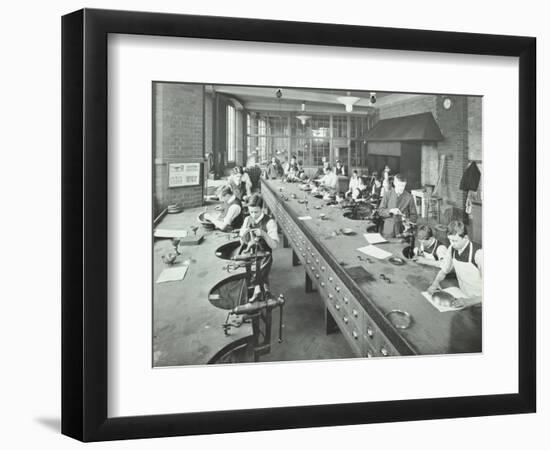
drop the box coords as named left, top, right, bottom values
left=296, top=115, right=312, bottom=125
left=337, top=95, right=360, bottom=112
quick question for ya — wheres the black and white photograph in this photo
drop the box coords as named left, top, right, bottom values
left=152, top=84, right=483, bottom=366
left=2, top=0, right=544, bottom=447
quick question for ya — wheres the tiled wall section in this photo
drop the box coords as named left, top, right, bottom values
left=153, top=83, right=204, bottom=216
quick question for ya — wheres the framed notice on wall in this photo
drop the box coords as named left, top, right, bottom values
left=168, top=162, right=200, bottom=187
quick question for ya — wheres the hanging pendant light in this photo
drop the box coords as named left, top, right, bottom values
left=337, top=92, right=361, bottom=112
left=296, top=101, right=311, bottom=125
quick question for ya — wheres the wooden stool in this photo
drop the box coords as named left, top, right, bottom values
left=427, top=196, right=442, bottom=223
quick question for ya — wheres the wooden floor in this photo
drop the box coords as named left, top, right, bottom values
left=259, top=245, right=355, bottom=363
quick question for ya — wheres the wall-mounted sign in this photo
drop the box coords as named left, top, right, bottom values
left=168, top=163, right=201, bottom=187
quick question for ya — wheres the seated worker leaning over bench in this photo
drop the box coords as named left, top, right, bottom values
left=239, top=193, right=279, bottom=302
left=412, top=224, right=447, bottom=268
left=204, top=185, right=244, bottom=232
left=427, top=220, right=483, bottom=307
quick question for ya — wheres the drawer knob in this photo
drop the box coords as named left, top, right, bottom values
left=380, top=347, right=389, bottom=357
left=328, top=294, right=334, bottom=299
left=335, top=286, right=341, bottom=292
left=343, top=316, right=349, bottom=324
left=315, top=274, right=320, bottom=279
left=320, top=282, right=325, bottom=287
left=311, top=265, right=315, bottom=270
left=366, top=351, right=374, bottom=358
left=328, top=276, right=333, bottom=281
left=343, top=297, right=349, bottom=304
left=352, top=309, right=358, bottom=317
left=302, top=253, right=306, bottom=257
left=352, top=331, right=358, bottom=339
left=335, top=304, right=340, bottom=311
left=316, top=259, right=320, bottom=264
left=306, top=259, right=310, bottom=264
left=367, top=327, right=374, bottom=338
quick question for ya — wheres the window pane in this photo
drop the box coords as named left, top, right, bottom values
left=227, top=105, right=236, bottom=162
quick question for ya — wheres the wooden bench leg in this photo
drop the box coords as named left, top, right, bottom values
left=292, top=250, right=300, bottom=266
left=325, top=308, right=340, bottom=334
left=283, top=233, right=290, bottom=248
left=305, top=272, right=315, bottom=293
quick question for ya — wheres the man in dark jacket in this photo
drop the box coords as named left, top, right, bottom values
left=378, top=173, right=418, bottom=237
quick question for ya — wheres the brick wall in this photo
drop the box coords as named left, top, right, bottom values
left=205, top=92, right=213, bottom=156
left=375, top=94, right=472, bottom=222
left=467, top=97, right=482, bottom=161
left=153, top=83, right=204, bottom=216
left=434, top=95, right=469, bottom=214
left=377, top=95, right=437, bottom=120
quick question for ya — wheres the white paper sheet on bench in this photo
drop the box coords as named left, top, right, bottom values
left=357, top=245, right=392, bottom=259
left=154, top=228, right=188, bottom=238
left=363, top=233, right=388, bottom=244
left=156, top=262, right=190, bottom=283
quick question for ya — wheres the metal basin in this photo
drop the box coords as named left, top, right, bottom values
left=208, top=275, right=247, bottom=310
left=402, top=246, right=415, bottom=259
left=214, top=240, right=242, bottom=260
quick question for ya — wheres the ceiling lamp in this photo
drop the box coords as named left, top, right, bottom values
left=337, top=92, right=361, bottom=112
left=296, top=101, right=311, bottom=125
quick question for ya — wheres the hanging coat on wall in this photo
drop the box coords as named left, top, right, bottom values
left=459, top=161, right=481, bottom=192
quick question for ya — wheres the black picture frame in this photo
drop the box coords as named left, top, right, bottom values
left=61, top=8, right=536, bottom=442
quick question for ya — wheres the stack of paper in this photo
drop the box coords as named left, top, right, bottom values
left=156, top=261, right=190, bottom=283
left=154, top=228, right=188, bottom=238
left=357, top=245, right=392, bottom=259
left=363, top=233, right=387, bottom=244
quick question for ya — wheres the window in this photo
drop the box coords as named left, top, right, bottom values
left=227, top=104, right=236, bottom=162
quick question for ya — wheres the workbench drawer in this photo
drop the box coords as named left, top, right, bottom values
left=363, top=317, right=399, bottom=357
left=326, top=299, right=362, bottom=357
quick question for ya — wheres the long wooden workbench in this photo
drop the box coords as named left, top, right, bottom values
left=262, top=178, right=482, bottom=358
left=153, top=207, right=253, bottom=366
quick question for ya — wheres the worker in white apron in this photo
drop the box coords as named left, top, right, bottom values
left=427, top=220, right=482, bottom=305
left=413, top=225, right=447, bottom=268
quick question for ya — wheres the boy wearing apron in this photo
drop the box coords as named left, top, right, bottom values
left=427, top=220, right=483, bottom=306
left=413, top=225, right=446, bottom=268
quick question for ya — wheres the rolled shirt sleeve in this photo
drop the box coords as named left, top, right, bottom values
left=474, top=249, right=483, bottom=277
left=265, top=219, right=279, bottom=242
left=239, top=216, right=251, bottom=238
left=439, top=246, right=454, bottom=274
left=223, top=204, right=241, bottom=228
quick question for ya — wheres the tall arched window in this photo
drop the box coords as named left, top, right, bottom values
left=226, top=104, right=236, bottom=162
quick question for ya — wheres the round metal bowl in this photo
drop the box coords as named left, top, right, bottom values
left=214, top=240, right=242, bottom=260
left=386, top=310, right=412, bottom=329
left=388, top=256, right=406, bottom=266
left=197, top=211, right=215, bottom=230
left=402, top=246, right=415, bottom=259
left=167, top=203, right=183, bottom=214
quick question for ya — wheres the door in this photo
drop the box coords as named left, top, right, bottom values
left=335, top=147, right=349, bottom=170
left=400, top=142, right=422, bottom=190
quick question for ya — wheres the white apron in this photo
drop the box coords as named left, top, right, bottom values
left=453, top=242, right=482, bottom=298
left=420, top=239, right=438, bottom=261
